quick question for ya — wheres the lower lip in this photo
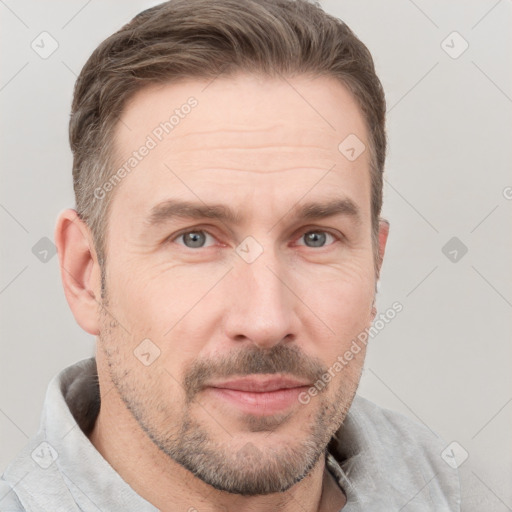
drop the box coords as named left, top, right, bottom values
left=206, top=386, right=309, bottom=415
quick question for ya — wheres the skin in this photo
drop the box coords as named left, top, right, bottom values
left=55, top=73, right=389, bottom=511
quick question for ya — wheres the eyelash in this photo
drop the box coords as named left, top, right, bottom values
left=169, top=226, right=343, bottom=249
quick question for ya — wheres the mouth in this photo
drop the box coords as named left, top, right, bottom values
left=204, top=375, right=311, bottom=416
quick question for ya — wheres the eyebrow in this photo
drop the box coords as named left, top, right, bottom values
left=145, top=197, right=361, bottom=228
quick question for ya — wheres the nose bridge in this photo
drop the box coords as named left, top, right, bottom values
left=224, top=242, right=296, bottom=347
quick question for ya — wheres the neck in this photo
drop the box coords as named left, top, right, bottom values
left=89, top=356, right=346, bottom=511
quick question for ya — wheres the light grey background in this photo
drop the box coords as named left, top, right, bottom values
left=1, top=0, right=511, bottom=508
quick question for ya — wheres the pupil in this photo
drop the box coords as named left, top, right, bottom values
left=305, top=232, right=326, bottom=247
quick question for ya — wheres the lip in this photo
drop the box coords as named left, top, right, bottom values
left=204, top=375, right=311, bottom=416
left=207, top=375, right=311, bottom=392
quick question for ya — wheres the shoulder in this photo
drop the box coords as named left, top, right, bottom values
left=0, top=478, right=25, bottom=511
left=345, top=396, right=488, bottom=511
left=0, top=358, right=98, bottom=512
left=329, top=394, right=462, bottom=510
left=348, top=394, right=449, bottom=451
left=348, top=394, right=459, bottom=473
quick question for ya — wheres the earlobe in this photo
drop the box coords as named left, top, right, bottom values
left=54, top=209, right=102, bottom=335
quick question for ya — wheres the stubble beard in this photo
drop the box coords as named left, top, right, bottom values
left=98, top=289, right=360, bottom=496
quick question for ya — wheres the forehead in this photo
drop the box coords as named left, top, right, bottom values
left=109, top=74, right=371, bottom=221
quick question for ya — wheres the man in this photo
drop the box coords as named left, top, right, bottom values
left=0, top=0, right=461, bottom=510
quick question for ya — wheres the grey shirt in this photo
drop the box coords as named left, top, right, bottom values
left=0, top=358, right=461, bottom=511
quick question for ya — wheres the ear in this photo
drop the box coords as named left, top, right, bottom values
left=377, top=218, right=390, bottom=277
left=54, top=209, right=102, bottom=335
left=370, top=219, right=390, bottom=320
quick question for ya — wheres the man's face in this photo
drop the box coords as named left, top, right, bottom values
left=98, top=74, right=378, bottom=494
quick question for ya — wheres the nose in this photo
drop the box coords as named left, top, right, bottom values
left=222, top=250, right=298, bottom=349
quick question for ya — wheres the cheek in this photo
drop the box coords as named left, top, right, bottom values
left=99, top=306, right=190, bottom=415
left=291, top=265, right=375, bottom=369
left=106, top=256, right=224, bottom=333
left=326, top=278, right=374, bottom=332
left=294, top=258, right=375, bottom=326
left=103, top=260, right=231, bottom=380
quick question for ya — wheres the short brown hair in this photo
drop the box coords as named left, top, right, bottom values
left=70, top=0, right=386, bottom=279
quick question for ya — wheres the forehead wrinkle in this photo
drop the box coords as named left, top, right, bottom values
left=155, top=140, right=344, bottom=176
left=169, top=143, right=335, bottom=152
left=167, top=166, right=337, bottom=175
left=166, top=125, right=338, bottom=143
left=156, top=131, right=347, bottom=171
left=167, top=125, right=290, bottom=140
left=158, top=123, right=346, bottom=155
left=162, top=147, right=340, bottom=173
left=163, top=140, right=338, bottom=156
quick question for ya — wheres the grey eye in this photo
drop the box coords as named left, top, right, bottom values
left=181, top=231, right=207, bottom=248
left=301, top=231, right=334, bottom=248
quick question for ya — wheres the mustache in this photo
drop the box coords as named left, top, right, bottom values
left=182, top=344, right=327, bottom=402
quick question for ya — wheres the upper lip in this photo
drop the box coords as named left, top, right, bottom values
left=207, top=375, right=311, bottom=392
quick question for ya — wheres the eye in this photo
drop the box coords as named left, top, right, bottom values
left=173, top=230, right=216, bottom=249
left=296, top=230, right=337, bottom=248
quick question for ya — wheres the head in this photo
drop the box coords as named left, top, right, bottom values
left=56, top=0, right=388, bottom=497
